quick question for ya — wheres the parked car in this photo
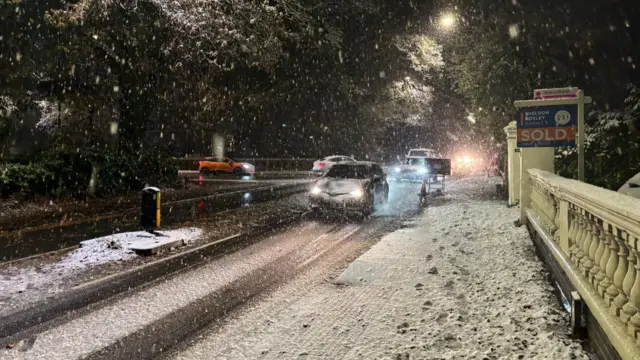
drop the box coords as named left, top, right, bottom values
left=198, top=157, right=255, bottom=176
left=311, top=155, right=356, bottom=173
left=308, top=162, right=388, bottom=216
left=618, top=172, right=640, bottom=199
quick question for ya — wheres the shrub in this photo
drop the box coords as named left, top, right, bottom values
left=0, top=163, right=57, bottom=197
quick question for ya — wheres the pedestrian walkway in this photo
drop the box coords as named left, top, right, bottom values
left=171, top=176, right=592, bottom=360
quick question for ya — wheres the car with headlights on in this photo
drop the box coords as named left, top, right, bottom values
left=407, top=148, right=439, bottom=158
left=198, top=157, right=255, bottom=176
left=390, top=157, right=437, bottom=182
left=311, top=155, right=356, bottom=173
left=308, top=162, right=388, bottom=216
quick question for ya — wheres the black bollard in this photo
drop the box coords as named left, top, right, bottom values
left=141, top=186, right=161, bottom=233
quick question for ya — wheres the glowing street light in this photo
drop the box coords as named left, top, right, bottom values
left=439, top=13, right=456, bottom=30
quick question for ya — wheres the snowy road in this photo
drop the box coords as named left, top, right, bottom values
left=0, top=180, right=426, bottom=360
left=164, top=176, right=592, bottom=360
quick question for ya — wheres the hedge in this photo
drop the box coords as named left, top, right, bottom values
left=0, top=150, right=179, bottom=199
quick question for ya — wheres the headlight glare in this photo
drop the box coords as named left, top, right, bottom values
left=350, top=188, right=363, bottom=198
left=311, top=187, right=322, bottom=195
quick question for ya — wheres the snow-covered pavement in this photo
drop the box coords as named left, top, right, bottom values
left=170, top=176, right=592, bottom=360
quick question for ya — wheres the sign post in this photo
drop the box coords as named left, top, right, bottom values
left=513, top=88, right=591, bottom=224
left=533, top=87, right=579, bottom=100
left=515, top=104, right=578, bottom=148
left=577, top=90, right=585, bottom=182
left=514, top=91, right=592, bottom=181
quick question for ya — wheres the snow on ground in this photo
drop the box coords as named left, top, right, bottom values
left=0, top=228, right=202, bottom=317
left=170, top=175, right=592, bottom=360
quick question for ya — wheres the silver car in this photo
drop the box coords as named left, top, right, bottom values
left=311, top=155, right=356, bottom=173
left=308, top=162, right=389, bottom=216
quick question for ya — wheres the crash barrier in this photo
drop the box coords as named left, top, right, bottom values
left=178, top=170, right=316, bottom=180
left=524, top=168, right=640, bottom=360
left=0, top=182, right=310, bottom=262
left=174, top=157, right=316, bottom=171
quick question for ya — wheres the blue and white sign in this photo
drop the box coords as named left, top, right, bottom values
left=516, top=104, right=578, bottom=148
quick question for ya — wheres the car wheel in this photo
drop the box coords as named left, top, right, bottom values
left=200, top=168, right=210, bottom=176
left=233, top=168, right=243, bottom=176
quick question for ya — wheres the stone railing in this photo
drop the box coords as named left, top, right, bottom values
left=526, top=169, right=640, bottom=359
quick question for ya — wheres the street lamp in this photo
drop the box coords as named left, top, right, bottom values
left=439, top=13, right=456, bottom=30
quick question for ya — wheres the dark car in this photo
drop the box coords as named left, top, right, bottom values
left=308, top=162, right=389, bottom=216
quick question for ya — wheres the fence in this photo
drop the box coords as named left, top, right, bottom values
left=525, top=168, right=640, bottom=360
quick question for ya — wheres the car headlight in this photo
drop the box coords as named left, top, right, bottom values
left=242, top=164, right=251, bottom=169
left=310, top=187, right=322, bottom=195
left=394, top=167, right=401, bottom=173
left=418, top=167, right=428, bottom=174
left=350, top=188, right=363, bottom=198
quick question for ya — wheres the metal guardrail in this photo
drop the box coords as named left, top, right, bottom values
left=174, top=157, right=316, bottom=171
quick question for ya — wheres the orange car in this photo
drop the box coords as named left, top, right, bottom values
left=198, top=157, right=255, bottom=176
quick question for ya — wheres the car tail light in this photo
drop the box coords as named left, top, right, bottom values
left=318, top=162, right=325, bottom=167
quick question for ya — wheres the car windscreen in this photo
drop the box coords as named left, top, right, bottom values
left=325, top=165, right=371, bottom=179
left=406, top=158, right=426, bottom=166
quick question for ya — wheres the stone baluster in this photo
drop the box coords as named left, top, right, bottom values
left=619, top=233, right=636, bottom=323
left=612, top=232, right=631, bottom=316
left=592, top=221, right=608, bottom=289
left=587, top=217, right=601, bottom=281
left=626, top=238, right=640, bottom=338
left=534, top=185, right=549, bottom=233
left=547, top=194, right=558, bottom=240
left=553, top=198, right=561, bottom=243
left=574, top=212, right=587, bottom=267
left=530, top=184, right=542, bottom=220
left=569, top=209, right=581, bottom=262
left=599, top=224, right=617, bottom=299
left=580, top=215, right=596, bottom=276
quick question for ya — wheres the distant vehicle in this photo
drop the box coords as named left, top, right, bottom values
left=199, top=157, right=255, bottom=176
left=391, top=157, right=438, bottom=183
left=311, top=155, right=356, bottom=173
left=308, top=162, right=389, bottom=216
left=407, top=148, right=439, bottom=158
left=452, top=153, right=484, bottom=175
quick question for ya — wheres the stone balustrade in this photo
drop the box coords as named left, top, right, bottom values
left=526, top=169, right=640, bottom=359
